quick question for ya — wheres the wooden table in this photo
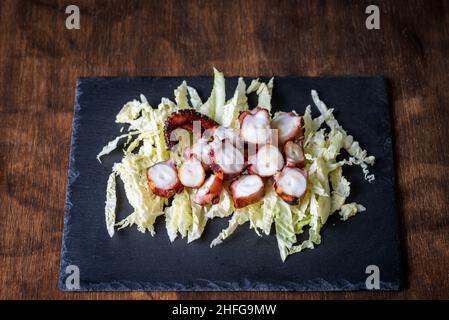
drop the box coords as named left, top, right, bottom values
left=1, top=0, right=448, bottom=299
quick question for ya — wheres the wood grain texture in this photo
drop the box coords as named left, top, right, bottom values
left=0, top=0, right=448, bottom=299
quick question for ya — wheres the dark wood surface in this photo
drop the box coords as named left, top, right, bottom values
left=0, top=0, right=448, bottom=300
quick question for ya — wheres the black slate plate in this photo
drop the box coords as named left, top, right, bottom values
left=59, top=76, right=402, bottom=291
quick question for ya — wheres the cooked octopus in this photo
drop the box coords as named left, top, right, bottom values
left=248, top=144, right=284, bottom=177
left=146, top=160, right=183, bottom=198
left=184, top=138, right=213, bottom=170
left=230, top=174, right=265, bottom=208
left=212, top=126, right=242, bottom=147
left=210, top=139, right=245, bottom=179
left=178, top=158, right=206, bottom=188
left=274, top=167, right=307, bottom=205
left=193, top=174, right=224, bottom=206
left=283, top=140, right=305, bottom=168
left=271, top=112, right=303, bottom=145
left=160, top=107, right=308, bottom=206
left=164, top=109, right=218, bottom=148
left=239, top=107, right=272, bottom=145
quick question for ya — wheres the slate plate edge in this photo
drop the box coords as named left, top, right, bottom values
left=58, top=76, right=402, bottom=292
left=60, top=278, right=401, bottom=292
left=58, top=79, right=83, bottom=291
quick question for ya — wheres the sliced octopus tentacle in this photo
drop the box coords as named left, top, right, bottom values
left=239, top=107, right=272, bottom=145
left=193, top=174, right=224, bottom=206
left=247, top=144, right=284, bottom=177
left=284, top=140, right=305, bottom=168
left=230, top=174, right=265, bottom=208
left=147, top=160, right=183, bottom=198
left=274, top=167, right=307, bottom=205
left=164, top=109, right=219, bottom=148
left=271, top=111, right=304, bottom=145
left=178, top=158, right=206, bottom=188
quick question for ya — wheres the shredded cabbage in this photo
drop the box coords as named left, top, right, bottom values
left=174, top=81, right=189, bottom=109
left=104, top=171, right=117, bottom=237
left=165, top=189, right=193, bottom=242
left=198, top=68, right=226, bottom=122
left=187, top=86, right=203, bottom=110
left=221, top=77, right=248, bottom=128
left=97, top=133, right=129, bottom=162
left=114, top=154, right=166, bottom=236
left=210, top=210, right=249, bottom=247
left=188, top=200, right=207, bottom=243
left=205, top=189, right=234, bottom=219
left=245, top=77, right=274, bottom=111
left=98, top=69, right=375, bottom=261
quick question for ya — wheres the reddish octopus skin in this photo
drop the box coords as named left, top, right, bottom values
left=238, top=110, right=251, bottom=125
left=146, top=161, right=183, bottom=198
left=183, top=145, right=195, bottom=159
left=274, top=190, right=300, bottom=205
left=164, top=110, right=219, bottom=148
left=246, top=164, right=258, bottom=176
left=283, top=140, right=305, bottom=168
left=209, top=162, right=239, bottom=180
left=193, top=174, right=224, bottom=206
left=230, top=175, right=265, bottom=208
left=274, top=167, right=308, bottom=205
left=238, top=107, right=270, bottom=125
